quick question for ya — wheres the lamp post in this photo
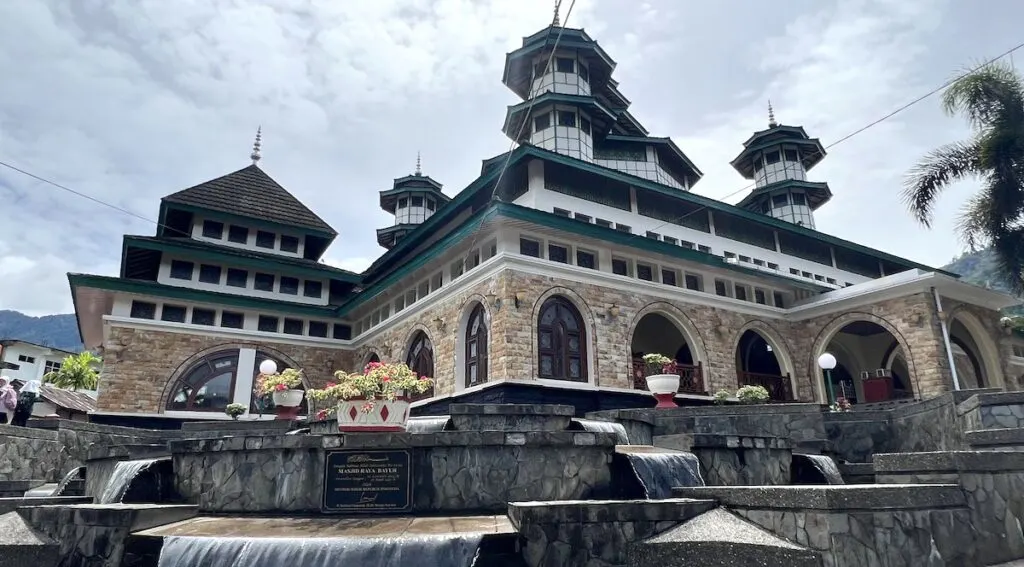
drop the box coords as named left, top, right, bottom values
left=817, top=352, right=837, bottom=406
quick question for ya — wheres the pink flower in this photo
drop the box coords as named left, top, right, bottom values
left=382, top=376, right=390, bottom=382
left=420, top=376, right=430, bottom=381
left=326, top=382, right=336, bottom=388
left=275, top=383, right=287, bottom=392
left=316, top=409, right=328, bottom=420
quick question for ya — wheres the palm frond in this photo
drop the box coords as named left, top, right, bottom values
left=992, top=228, right=1024, bottom=294
left=953, top=191, right=994, bottom=250
left=902, top=140, right=983, bottom=227
left=943, top=62, right=1024, bottom=131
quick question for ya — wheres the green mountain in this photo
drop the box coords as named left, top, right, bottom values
left=0, top=310, right=82, bottom=352
left=943, top=249, right=1024, bottom=316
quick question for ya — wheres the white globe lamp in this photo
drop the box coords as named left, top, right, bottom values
left=817, top=352, right=837, bottom=405
left=259, top=359, right=278, bottom=375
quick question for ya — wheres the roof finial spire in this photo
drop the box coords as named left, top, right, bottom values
left=415, top=151, right=422, bottom=176
left=250, top=126, right=262, bottom=165
left=768, top=100, right=777, bottom=127
left=553, top=0, right=561, bottom=26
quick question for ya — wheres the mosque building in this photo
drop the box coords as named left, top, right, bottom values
left=68, top=15, right=1022, bottom=425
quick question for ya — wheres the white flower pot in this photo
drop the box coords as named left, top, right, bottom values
left=272, top=389, right=304, bottom=407
left=645, top=374, right=680, bottom=395
left=337, top=397, right=411, bottom=432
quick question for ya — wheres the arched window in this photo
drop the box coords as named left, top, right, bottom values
left=367, top=353, right=381, bottom=364
left=406, top=331, right=435, bottom=400
left=248, top=350, right=307, bottom=415
left=537, top=296, right=588, bottom=382
left=166, top=351, right=240, bottom=412
left=465, top=304, right=488, bottom=387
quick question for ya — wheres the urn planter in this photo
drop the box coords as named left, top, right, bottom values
left=272, top=389, right=304, bottom=420
left=645, top=373, right=680, bottom=408
left=337, top=396, right=411, bottom=432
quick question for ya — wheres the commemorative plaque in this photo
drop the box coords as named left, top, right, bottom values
left=322, top=449, right=413, bottom=514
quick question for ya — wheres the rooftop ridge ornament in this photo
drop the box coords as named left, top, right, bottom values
left=415, top=151, right=422, bottom=176
left=250, top=126, right=262, bottom=165
left=768, top=100, right=777, bottom=127
left=553, top=0, right=561, bottom=26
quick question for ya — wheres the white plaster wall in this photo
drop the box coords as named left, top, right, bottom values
left=0, top=344, right=69, bottom=382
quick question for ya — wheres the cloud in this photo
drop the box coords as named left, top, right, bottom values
left=0, top=0, right=1019, bottom=315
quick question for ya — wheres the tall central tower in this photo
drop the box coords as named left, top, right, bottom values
left=730, top=105, right=832, bottom=229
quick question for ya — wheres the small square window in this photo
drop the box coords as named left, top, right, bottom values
left=226, top=268, right=248, bottom=288
left=558, top=111, right=576, bottom=128
left=198, top=264, right=222, bottom=284
left=333, top=324, right=352, bottom=340
left=161, top=305, right=187, bottom=323
left=548, top=244, right=568, bottom=264
left=766, top=150, right=781, bottom=164
left=579, top=116, right=592, bottom=135
left=130, top=301, right=156, bottom=320
left=556, top=57, right=575, bottom=73
left=411, top=196, right=424, bottom=207
left=578, top=64, right=589, bottom=81
left=773, top=291, right=787, bottom=308
left=304, top=280, right=323, bottom=298
left=784, top=149, right=799, bottom=162
left=257, top=315, right=279, bottom=333
left=697, top=245, right=711, bottom=253
left=283, top=318, right=303, bottom=335
left=790, top=268, right=800, bottom=275
left=684, top=274, right=702, bottom=291
left=753, top=259, right=765, bottom=267
left=680, top=240, right=695, bottom=249
left=256, top=231, right=275, bottom=248
left=169, top=260, right=194, bottom=280
left=714, top=280, right=728, bottom=297
left=826, top=277, right=837, bottom=285
left=612, top=258, right=630, bottom=276
left=221, top=311, right=244, bottom=329
left=533, top=113, right=551, bottom=132
left=190, top=308, right=215, bottom=326
left=553, top=208, right=571, bottom=217
left=802, top=271, right=812, bottom=278
left=595, top=218, right=612, bottom=228
left=280, top=235, right=299, bottom=253
left=663, top=236, right=678, bottom=245
left=574, top=213, right=592, bottom=223
left=772, top=194, right=789, bottom=208
left=739, top=255, right=751, bottom=263
left=426, top=199, right=436, bottom=211
left=754, top=289, right=767, bottom=305
left=792, top=192, right=807, bottom=206
left=576, top=250, right=597, bottom=269
left=309, top=321, right=328, bottom=338
left=646, top=231, right=661, bottom=240
left=254, top=273, right=275, bottom=292
left=450, top=260, right=464, bottom=279
left=279, top=276, right=299, bottom=295
left=616, top=224, right=632, bottom=233
left=814, top=274, right=825, bottom=282
left=398, top=197, right=408, bottom=208
left=724, top=252, right=737, bottom=259
left=661, top=269, right=677, bottom=287
left=520, top=238, right=541, bottom=258
left=767, top=262, right=779, bottom=270
left=17, top=355, right=34, bottom=363
left=735, top=285, right=748, bottom=301
left=637, top=264, right=654, bottom=281
left=228, top=225, right=248, bottom=244
left=202, top=220, right=224, bottom=239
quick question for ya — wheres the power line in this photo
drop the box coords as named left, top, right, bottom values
left=637, top=38, right=1024, bottom=237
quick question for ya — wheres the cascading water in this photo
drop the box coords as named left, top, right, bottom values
left=157, top=534, right=484, bottom=567
left=623, top=452, right=704, bottom=499
left=791, top=454, right=845, bottom=485
left=97, top=458, right=165, bottom=504
left=405, top=416, right=451, bottom=434
left=573, top=419, right=630, bottom=444
left=47, top=466, right=85, bottom=496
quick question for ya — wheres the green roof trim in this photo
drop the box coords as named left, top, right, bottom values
left=518, top=145, right=949, bottom=276
left=69, top=273, right=340, bottom=318
left=123, top=236, right=361, bottom=283
left=493, top=202, right=829, bottom=292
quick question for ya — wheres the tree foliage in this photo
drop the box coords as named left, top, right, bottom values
left=903, top=62, right=1024, bottom=292
left=43, top=351, right=102, bottom=391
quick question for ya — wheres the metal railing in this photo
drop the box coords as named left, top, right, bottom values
left=737, top=371, right=795, bottom=402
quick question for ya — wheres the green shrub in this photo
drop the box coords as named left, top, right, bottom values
left=736, top=385, right=770, bottom=404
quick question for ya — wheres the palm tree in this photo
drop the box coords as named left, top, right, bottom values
left=43, top=351, right=102, bottom=391
left=902, top=61, right=1024, bottom=292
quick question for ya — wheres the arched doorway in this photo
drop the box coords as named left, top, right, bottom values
left=537, top=296, right=588, bottom=382
left=736, top=329, right=793, bottom=401
left=630, top=313, right=704, bottom=394
left=823, top=320, right=913, bottom=404
left=947, top=315, right=1001, bottom=389
left=406, top=331, right=435, bottom=401
left=464, top=303, right=489, bottom=388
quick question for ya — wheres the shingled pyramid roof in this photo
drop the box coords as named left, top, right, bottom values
left=162, top=165, right=336, bottom=235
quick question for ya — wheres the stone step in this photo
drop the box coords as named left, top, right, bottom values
left=966, top=428, right=1024, bottom=451
left=837, top=462, right=875, bottom=484
left=0, top=511, right=59, bottom=566
left=626, top=508, right=822, bottom=566
left=0, top=481, right=47, bottom=498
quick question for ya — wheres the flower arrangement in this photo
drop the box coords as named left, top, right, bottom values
left=736, top=385, right=770, bottom=404
left=225, top=403, right=246, bottom=420
left=308, top=361, right=434, bottom=419
left=829, top=396, right=852, bottom=413
left=641, top=353, right=677, bottom=377
left=713, top=389, right=731, bottom=405
left=254, top=367, right=304, bottom=397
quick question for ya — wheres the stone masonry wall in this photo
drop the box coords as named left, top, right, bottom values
left=98, top=326, right=352, bottom=413
left=0, top=425, right=60, bottom=482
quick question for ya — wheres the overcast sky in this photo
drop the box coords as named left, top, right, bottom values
left=1, top=0, right=1022, bottom=316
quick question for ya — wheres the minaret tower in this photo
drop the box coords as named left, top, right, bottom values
left=376, top=153, right=450, bottom=249
left=499, top=7, right=620, bottom=162
left=730, top=103, right=832, bottom=229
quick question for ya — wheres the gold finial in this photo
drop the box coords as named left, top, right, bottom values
left=768, top=101, right=777, bottom=127
left=553, top=0, right=561, bottom=26
left=250, top=126, right=262, bottom=165
left=415, top=151, right=422, bottom=176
